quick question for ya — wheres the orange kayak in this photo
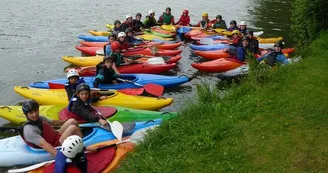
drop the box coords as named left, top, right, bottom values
left=191, top=58, right=245, bottom=73
left=80, top=41, right=182, bottom=50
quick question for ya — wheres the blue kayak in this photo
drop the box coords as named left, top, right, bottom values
left=30, top=74, right=190, bottom=90
left=190, top=44, right=234, bottom=51
left=177, top=26, right=192, bottom=35
left=78, top=35, right=142, bottom=45
left=0, top=119, right=162, bottom=167
left=152, top=39, right=179, bottom=44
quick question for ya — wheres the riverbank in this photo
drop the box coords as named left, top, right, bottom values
left=117, top=31, right=328, bottom=172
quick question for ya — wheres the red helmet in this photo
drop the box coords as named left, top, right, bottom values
left=183, top=10, right=189, bottom=15
left=111, top=41, right=121, bottom=51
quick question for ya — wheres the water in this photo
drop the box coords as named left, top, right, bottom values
left=0, top=0, right=292, bottom=171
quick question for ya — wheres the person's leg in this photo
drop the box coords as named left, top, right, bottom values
left=59, top=125, right=83, bottom=144
left=93, top=78, right=101, bottom=88
left=58, top=118, right=79, bottom=134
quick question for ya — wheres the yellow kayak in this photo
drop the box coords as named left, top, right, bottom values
left=257, top=37, right=283, bottom=43
left=89, top=30, right=111, bottom=36
left=105, top=24, right=114, bottom=30
left=14, top=86, right=173, bottom=110
left=62, top=55, right=103, bottom=67
left=160, top=25, right=176, bottom=32
left=136, top=34, right=174, bottom=41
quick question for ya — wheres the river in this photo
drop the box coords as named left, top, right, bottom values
left=0, top=0, right=292, bottom=171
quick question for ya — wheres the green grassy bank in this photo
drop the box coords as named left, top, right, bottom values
left=117, top=31, right=328, bottom=172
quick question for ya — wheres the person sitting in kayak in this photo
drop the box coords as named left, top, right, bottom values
left=109, top=41, right=133, bottom=73
left=230, top=30, right=242, bottom=47
left=247, top=30, right=260, bottom=54
left=68, top=83, right=109, bottom=127
left=18, top=100, right=83, bottom=157
left=175, top=9, right=190, bottom=26
left=143, top=9, right=157, bottom=28
left=117, top=32, right=130, bottom=51
left=212, top=15, right=227, bottom=29
left=228, top=20, right=238, bottom=31
left=237, top=36, right=252, bottom=62
left=103, top=34, right=117, bottom=56
left=112, top=20, right=122, bottom=36
left=238, top=21, right=248, bottom=35
left=158, top=7, right=175, bottom=25
left=191, top=12, right=211, bottom=30
left=65, top=69, right=85, bottom=100
left=93, top=55, right=119, bottom=88
left=55, top=135, right=88, bottom=173
left=257, top=41, right=288, bottom=67
left=132, top=13, right=145, bottom=32
left=125, top=28, right=139, bottom=45
left=120, top=14, right=134, bottom=33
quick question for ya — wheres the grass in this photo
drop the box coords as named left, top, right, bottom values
left=116, top=31, right=328, bottom=173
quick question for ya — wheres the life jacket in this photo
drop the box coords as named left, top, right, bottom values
left=144, top=16, right=157, bottom=28
left=162, top=13, right=174, bottom=25
left=122, top=21, right=133, bottom=29
left=103, top=43, right=112, bottom=56
left=176, top=15, right=190, bottom=26
left=227, top=26, right=238, bottom=31
left=18, top=119, right=61, bottom=148
left=237, top=46, right=252, bottom=62
left=239, top=28, right=248, bottom=35
left=212, top=20, right=226, bottom=29
left=110, top=52, right=123, bottom=66
left=68, top=94, right=92, bottom=112
left=118, top=40, right=129, bottom=50
left=198, top=19, right=210, bottom=29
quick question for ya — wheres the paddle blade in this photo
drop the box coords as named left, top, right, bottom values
left=118, top=88, right=144, bottom=95
left=199, top=38, right=214, bottom=45
left=110, top=121, right=123, bottom=141
left=146, top=57, right=165, bottom=64
left=48, top=82, right=65, bottom=89
left=143, top=83, right=164, bottom=97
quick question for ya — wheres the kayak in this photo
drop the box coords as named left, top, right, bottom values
left=29, top=74, right=190, bottom=90
left=0, top=105, right=177, bottom=125
left=191, top=58, right=245, bottom=73
left=196, top=37, right=284, bottom=44
left=190, top=44, right=234, bottom=51
left=14, top=86, right=173, bottom=110
left=89, top=30, right=110, bottom=36
left=78, top=35, right=142, bottom=44
left=69, top=62, right=177, bottom=76
left=0, top=119, right=162, bottom=167
left=177, top=26, right=192, bottom=35
left=217, top=64, right=250, bottom=79
left=75, top=46, right=182, bottom=56
left=149, top=29, right=174, bottom=38
left=80, top=41, right=182, bottom=50
left=191, top=34, right=226, bottom=41
left=160, top=25, right=176, bottom=32
left=62, top=55, right=181, bottom=67
left=135, top=34, right=174, bottom=41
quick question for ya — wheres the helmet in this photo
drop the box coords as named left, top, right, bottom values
left=61, top=135, right=84, bottom=159
left=239, top=21, right=247, bottom=26
left=274, top=41, right=284, bottom=49
left=241, top=36, right=250, bottom=42
left=166, top=7, right=171, bottom=11
left=114, top=20, right=121, bottom=25
left=246, top=30, right=254, bottom=36
left=125, top=28, right=133, bottom=33
left=118, top=32, right=126, bottom=38
left=22, top=100, right=39, bottom=115
left=76, top=83, right=90, bottom=93
left=148, top=9, right=155, bottom=15
left=232, top=30, right=240, bottom=35
left=67, top=69, right=79, bottom=79
left=183, top=10, right=189, bottom=15
left=216, top=15, right=222, bottom=19
left=111, top=41, right=121, bottom=51
left=126, top=14, right=132, bottom=19
left=136, top=13, right=142, bottom=17
left=230, top=20, right=237, bottom=25
left=202, top=12, right=208, bottom=17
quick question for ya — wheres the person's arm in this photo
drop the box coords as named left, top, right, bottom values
left=72, top=104, right=100, bottom=122
left=237, top=47, right=246, bottom=61
left=143, top=17, right=149, bottom=27
left=64, top=85, right=74, bottom=101
left=157, top=15, right=163, bottom=24
left=39, top=139, right=58, bottom=157
left=171, top=15, right=175, bottom=24
left=175, top=16, right=181, bottom=25
left=277, top=54, right=289, bottom=65
left=257, top=52, right=270, bottom=62
left=223, top=21, right=227, bottom=29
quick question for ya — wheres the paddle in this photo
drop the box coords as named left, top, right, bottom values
left=48, top=82, right=144, bottom=96
left=8, top=126, right=157, bottom=173
left=117, top=78, right=164, bottom=97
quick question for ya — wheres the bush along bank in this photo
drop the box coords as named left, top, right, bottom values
left=116, top=31, right=328, bottom=172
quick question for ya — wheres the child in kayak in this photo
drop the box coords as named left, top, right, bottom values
left=237, top=36, right=252, bottom=62
left=158, top=7, right=175, bottom=25
left=228, top=20, right=238, bottom=31
left=230, top=30, right=242, bottom=47
left=68, top=83, right=109, bottom=126
left=132, top=13, right=145, bottom=32
left=212, top=15, right=227, bottom=29
left=191, top=12, right=211, bottom=30
left=257, top=41, right=288, bottom=67
left=144, top=9, right=157, bottom=28
left=175, top=9, right=190, bottom=26
left=93, top=55, right=119, bottom=88
left=110, top=41, right=133, bottom=71
left=238, top=21, right=248, bottom=35
left=18, top=100, right=84, bottom=157
left=125, top=28, right=139, bottom=45
left=103, top=34, right=117, bottom=56
left=121, top=14, right=134, bottom=33
left=112, top=20, right=122, bottom=35
left=65, top=69, right=85, bottom=100
left=117, top=32, right=130, bottom=51
left=247, top=30, right=260, bottom=54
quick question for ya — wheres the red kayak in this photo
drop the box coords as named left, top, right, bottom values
left=80, top=41, right=182, bottom=50
left=76, top=46, right=182, bottom=56
left=191, top=58, right=245, bottom=73
left=68, top=63, right=177, bottom=76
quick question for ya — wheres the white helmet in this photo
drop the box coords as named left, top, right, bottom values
left=148, top=9, right=155, bottom=15
left=67, top=69, right=79, bottom=79
left=118, top=32, right=126, bottom=38
left=61, top=135, right=84, bottom=159
left=126, top=14, right=132, bottom=19
left=239, top=21, right=247, bottom=26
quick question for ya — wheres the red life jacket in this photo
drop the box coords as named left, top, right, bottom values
left=122, top=21, right=133, bottom=29
left=176, top=15, right=190, bottom=26
left=19, top=120, right=61, bottom=148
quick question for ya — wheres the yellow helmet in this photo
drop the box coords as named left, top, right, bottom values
left=202, top=12, right=208, bottom=17
left=232, top=30, right=240, bottom=35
